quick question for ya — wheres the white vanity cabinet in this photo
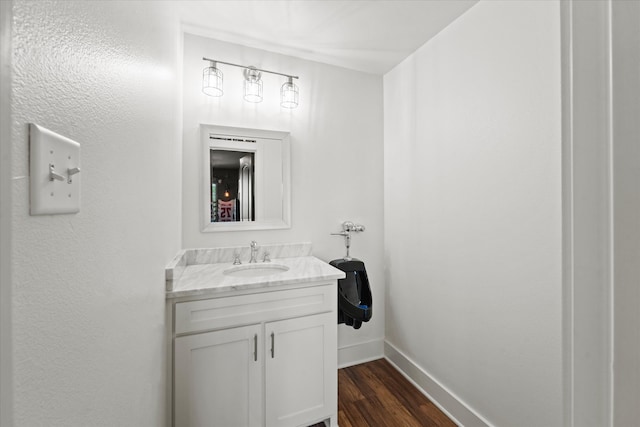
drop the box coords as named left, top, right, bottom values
left=265, top=312, right=336, bottom=427
left=175, top=324, right=263, bottom=426
left=169, top=282, right=338, bottom=427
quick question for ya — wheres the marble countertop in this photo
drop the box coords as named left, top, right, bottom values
left=166, top=255, right=345, bottom=299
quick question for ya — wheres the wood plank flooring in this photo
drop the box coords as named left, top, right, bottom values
left=336, top=358, right=456, bottom=427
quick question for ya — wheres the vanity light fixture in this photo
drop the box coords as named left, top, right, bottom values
left=202, top=60, right=223, bottom=97
left=280, top=77, right=299, bottom=109
left=202, top=57, right=299, bottom=108
left=243, top=67, right=263, bottom=103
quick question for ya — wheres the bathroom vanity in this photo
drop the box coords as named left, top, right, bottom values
left=165, top=243, right=344, bottom=427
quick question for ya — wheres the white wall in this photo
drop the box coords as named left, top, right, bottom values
left=383, top=2, right=562, bottom=426
left=181, top=34, right=385, bottom=365
left=561, top=2, right=640, bottom=424
left=561, top=1, right=613, bottom=424
left=10, top=1, right=181, bottom=425
left=1, top=1, right=13, bottom=425
left=611, top=0, right=640, bottom=424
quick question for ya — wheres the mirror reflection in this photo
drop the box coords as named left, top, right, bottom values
left=201, top=124, right=291, bottom=233
left=210, top=150, right=255, bottom=222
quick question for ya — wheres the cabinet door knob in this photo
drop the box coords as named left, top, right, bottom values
left=270, top=332, right=275, bottom=358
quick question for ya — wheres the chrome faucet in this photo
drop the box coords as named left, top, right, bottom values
left=249, top=241, right=258, bottom=263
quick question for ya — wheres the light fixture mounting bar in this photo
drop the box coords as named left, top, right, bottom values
left=203, top=57, right=298, bottom=80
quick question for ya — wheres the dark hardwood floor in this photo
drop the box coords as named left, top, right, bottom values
left=336, top=358, right=456, bottom=427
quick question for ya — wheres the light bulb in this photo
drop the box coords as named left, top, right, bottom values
left=281, top=77, right=299, bottom=108
left=243, top=67, right=263, bottom=103
left=202, top=62, right=223, bottom=97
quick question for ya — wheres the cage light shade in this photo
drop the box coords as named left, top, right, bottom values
left=202, top=64, right=223, bottom=97
left=243, top=67, right=263, bottom=103
left=244, top=80, right=263, bottom=102
left=281, top=78, right=299, bottom=108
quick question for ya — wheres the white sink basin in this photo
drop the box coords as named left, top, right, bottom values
left=223, top=264, right=290, bottom=278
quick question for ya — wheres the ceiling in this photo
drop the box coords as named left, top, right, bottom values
left=174, top=0, right=478, bottom=75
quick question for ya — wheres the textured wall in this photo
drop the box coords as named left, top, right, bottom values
left=181, top=34, right=385, bottom=365
left=1, top=1, right=13, bottom=425
left=11, top=1, right=181, bottom=425
left=383, top=1, right=562, bottom=425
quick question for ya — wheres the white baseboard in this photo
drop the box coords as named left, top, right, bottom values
left=384, top=341, right=493, bottom=427
left=338, top=338, right=384, bottom=369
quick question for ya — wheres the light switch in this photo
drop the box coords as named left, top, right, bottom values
left=29, top=124, right=81, bottom=215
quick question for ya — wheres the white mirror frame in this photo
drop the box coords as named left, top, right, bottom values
left=201, top=124, right=291, bottom=232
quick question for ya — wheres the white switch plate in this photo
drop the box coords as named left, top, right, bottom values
left=29, top=124, right=81, bottom=215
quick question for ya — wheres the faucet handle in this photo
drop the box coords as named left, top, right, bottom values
left=263, top=251, right=271, bottom=263
left=233, top=251, right=242, bottom=265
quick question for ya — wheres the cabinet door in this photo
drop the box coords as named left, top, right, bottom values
left=265, top=312, right=337, bottom=427
left=174, top=324, right=262, bottom=427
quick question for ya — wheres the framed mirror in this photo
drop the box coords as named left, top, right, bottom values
left=201, top=124, right=291, bottom=232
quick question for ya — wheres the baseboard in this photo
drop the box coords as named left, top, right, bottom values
left=338, top=338, right=384, bottom=369
left=384, top=341, right=493, bottom=427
